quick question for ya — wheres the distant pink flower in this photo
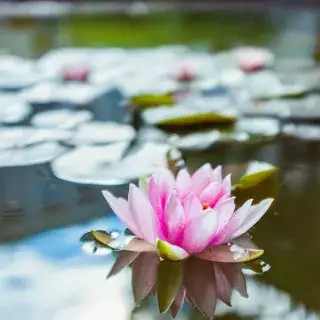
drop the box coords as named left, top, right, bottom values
left=102, top=164, right=273, bottom=259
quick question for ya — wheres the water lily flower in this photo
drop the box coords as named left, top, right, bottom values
left=233, top=47, right=274, bottom=72
left=102, top=164, right=273, bottom=261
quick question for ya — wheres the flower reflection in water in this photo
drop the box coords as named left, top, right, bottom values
left=82, top=230, right=269, bottom=319
left=110, top=250, right=251, bottom=319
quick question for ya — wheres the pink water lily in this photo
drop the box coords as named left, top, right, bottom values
left=102, top=164, right=273, bottom=260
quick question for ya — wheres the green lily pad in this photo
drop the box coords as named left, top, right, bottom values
left=157, top=260, right=184, bottom=313
left=91, top=230, right=113, bottom=247
left=158, top=112, right=237, bottom=127
left=232, top=166, right=279, bottom=206
left=156, top=239, right=189, bottom=261
left=130, top=94, right=175, bottom=108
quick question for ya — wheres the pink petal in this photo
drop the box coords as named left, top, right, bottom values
left=212, top=165, right=223, bottom=183
left=199, top=181, right=220, bottom=205
left=232, top=198, right=273, bottom=239
left=132, top=252, right=159, bottom=303
left=191, top=163, right=214, bottom=196
left=164, top=194, right=185, bottom=244
left=153, top=167, right=176, bottom=189
left=148, top=176, right=171, bottom=239
left=182, top=209, right=219, bottom=253
left=176, top=169, right=191, bottom=194
left=222, top=174, right=232, bottom=196
left=148, top=176, right=162, bottom=218
left=102, top=190, right=142, bottom=238
left=213, top=199, right=253, bottom=245
left=214, top=197, right=236, bottom=234
left=184, top=257, right=217, bottom=318
left=128, top=184, right=159, bottom=244
left=182, top=193, right=203, bottom=221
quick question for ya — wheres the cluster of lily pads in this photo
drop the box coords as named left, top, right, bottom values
left=0, top=45, right=316, bottom=186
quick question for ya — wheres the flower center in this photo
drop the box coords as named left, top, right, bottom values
left=202, top=203, right=210, bottom=210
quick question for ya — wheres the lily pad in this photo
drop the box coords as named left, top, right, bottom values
left=68, top=121, right=136, bottom=146
left=157, top=260, right=184, bottom=313
left=92, top=231, right=155, bottom=252
left=130, top=94, right=175, bottom=108
left=283, top=123, right=320, bottom=141
left=52, top=141, right=176, bottom=186
left=232, top=164, right=279, bottom=206
left=142, top=106, right=237, bottom=128
left=0, top=94, right=32, bottom=125
left=31, top=109, right=93, bottom=129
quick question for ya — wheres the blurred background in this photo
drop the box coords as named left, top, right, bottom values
left=1, top=1, right=320, bottom=320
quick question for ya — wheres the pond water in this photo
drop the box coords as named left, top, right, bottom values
left=1, top=139, right=320, bottom=319
left=1, top=9, right=320, bottom=320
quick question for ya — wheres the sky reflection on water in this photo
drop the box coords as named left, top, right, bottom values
left=0, top=214, right=318, bottom=320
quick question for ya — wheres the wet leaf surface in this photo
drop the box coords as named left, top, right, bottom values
left=195, top=243, right=264, bottom=263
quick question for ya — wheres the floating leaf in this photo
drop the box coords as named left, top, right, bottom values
left=157, top=260, right=184, bottom=313
left=91, top=230, right=113, bottom=247
left=92, top=231, right=155, bottom=252
left=156, top=239, right=189, bottom=261
left=157, top=112, right=236, bottom=127
left=195, top=243, right=264, bottom=263
left=233, top=167, right=279, bottom=206
left=130, top=94, right=175, bottom=108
